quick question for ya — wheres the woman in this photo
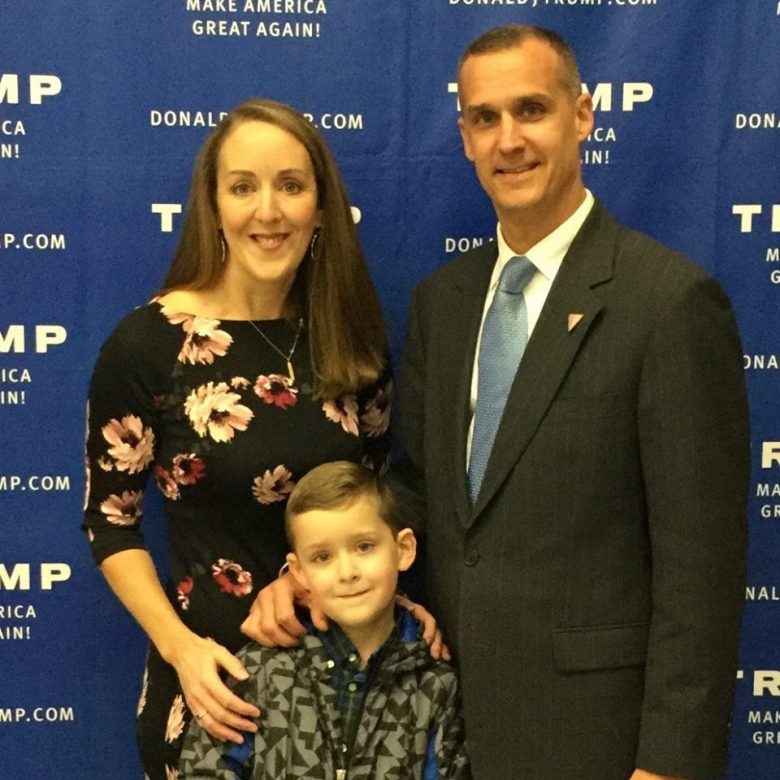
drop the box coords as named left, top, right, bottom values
left=82, top=99, right=394, bottom=779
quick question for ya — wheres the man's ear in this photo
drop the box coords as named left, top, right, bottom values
left=574, top=91, right=594, bottom=142
left=396, top=528, right=417, bottom=573
left=287, top=552, right=309, bottom=590
left=458, top=116, right=475, bottom=162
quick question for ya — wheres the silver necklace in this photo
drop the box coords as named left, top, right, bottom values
left=246, top=317, right=304, bottom=382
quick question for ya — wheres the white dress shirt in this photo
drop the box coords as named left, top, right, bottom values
left=466, top=190, right=595, bottom=466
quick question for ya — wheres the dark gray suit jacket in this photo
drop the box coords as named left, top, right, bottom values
left=394, top=201, right=750, bottom=780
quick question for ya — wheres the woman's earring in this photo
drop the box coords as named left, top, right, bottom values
left=219, top=231, right=227, bottom=265
left=309, top=228, right=320, bottom=259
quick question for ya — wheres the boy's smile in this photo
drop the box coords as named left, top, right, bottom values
left=288, top=494, right=416, bottom=664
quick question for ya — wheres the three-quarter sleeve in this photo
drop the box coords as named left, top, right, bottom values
left=82, top=307, right=175, bottom=564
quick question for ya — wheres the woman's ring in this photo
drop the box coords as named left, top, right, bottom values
left=195, top=709, right=208, bottom=721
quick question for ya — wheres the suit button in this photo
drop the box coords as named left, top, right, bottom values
left=464, top=549, right=480, bottom=566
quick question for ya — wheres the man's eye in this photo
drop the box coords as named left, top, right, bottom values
left=473, top=113, right=496, bottom=127
left=520, top=104, right=545, bottom=119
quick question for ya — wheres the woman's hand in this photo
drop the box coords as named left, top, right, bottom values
left=395, top=594, right=451, bottom=661
left=241, top=571, right=328, bottom=646
left=169, top=632, right=260, bottom=744
left=98, top=551, right=259, bottom=742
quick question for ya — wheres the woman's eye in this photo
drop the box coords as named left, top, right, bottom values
left=230, top=182, right=252, bottom=195
left=281, top=180, right=303, bottom=194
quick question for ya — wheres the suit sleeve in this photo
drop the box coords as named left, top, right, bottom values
left=387, top=284, right=428, bottom=536
left=634, top=273, right=750, bottom=778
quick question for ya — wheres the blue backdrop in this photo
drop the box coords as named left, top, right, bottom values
left=1, top=2, right=779, bottom=777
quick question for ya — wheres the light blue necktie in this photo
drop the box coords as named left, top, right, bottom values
left=467, top=255, right=535, bottom=505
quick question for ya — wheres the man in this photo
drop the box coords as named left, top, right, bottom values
left=394, top=24, right=750, bottom=780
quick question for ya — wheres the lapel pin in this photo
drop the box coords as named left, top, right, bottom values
left=567, top=313, right=584, bottom=332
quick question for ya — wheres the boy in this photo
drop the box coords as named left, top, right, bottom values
left=179, top=461, right=471, bottom=779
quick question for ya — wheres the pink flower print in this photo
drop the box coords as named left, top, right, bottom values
left=158, top=305, right=193, bottom=328
left=171, top=454, right=206, bottom=486
left=101, top=415, right=155, bottom=473
left=252, top=465, right=295, bottom=504
left=254, top=374, right=298, bottom=409
left=360, top=379, right=393, bottom=437
left=83, top=411, right=92, bottom=512
left=137, top=665, right=149, bottom=716
left=100, top=490, right=144, bottom=526
left=322, top=394, right=359, bottom=436
left=231, top=376, right=251, bottom=390
left=165, top=694, right=186, bottom=743
left=178, top=317, right=233, bottom=365
left=184, top=381, right=254, bottom=443
left=176, top=577, right=194, bottom=611
left=211, top=559, right=253, bottom=597
left=97, top=456, right=113, bottom=472
left=153, top=465, right=180, bottom=501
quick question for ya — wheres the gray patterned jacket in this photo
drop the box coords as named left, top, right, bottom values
left=179, top=615, right=471, bottom=779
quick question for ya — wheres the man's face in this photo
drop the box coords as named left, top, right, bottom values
left=458, top=39, right=593, bottom=237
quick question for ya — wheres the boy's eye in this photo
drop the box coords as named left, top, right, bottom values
left=312, top=552, right=331, bottom=564
left=356, top=542, right=375, bottom=553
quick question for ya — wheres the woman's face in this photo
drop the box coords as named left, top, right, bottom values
left=216, top=120, right=322, bottom=299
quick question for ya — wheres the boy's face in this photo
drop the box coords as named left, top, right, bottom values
left=287, top=495, right=416, bottom=639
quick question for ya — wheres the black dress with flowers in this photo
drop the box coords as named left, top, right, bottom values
left=82, top=301, right=391, bottom=780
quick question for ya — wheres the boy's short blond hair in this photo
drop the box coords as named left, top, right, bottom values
left=285, top=461, right=401, bottom=549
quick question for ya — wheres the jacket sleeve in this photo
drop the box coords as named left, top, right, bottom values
left=634, top=273, right=750, bottom=777
left=422, top=667, right=472, bottom=780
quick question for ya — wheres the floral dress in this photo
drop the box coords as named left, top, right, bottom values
left=82, top=301, right=391, bottom=780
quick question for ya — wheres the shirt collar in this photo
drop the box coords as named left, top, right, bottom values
left=492, top=189, right=595, bottom=288
left=316, top=608, right=406, bottom=670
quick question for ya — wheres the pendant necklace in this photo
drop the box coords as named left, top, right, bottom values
left=247, top=317, right=304, bottom=382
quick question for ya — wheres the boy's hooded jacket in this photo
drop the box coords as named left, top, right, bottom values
left=179, top=611, right=471, bottom=779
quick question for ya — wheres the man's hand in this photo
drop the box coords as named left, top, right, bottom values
left=630, top=770, right=687, bottom=780
left=241, top=571, right=328, bottom=646
left=395, top=594, right=451, bottom=661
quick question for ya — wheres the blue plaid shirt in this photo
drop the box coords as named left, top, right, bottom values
left=317, top=612, right=402, bottom=762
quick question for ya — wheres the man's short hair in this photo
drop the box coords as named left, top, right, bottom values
left=458, top=24, right=582, bottom=100
left=285, top=461, right=401, bottom=549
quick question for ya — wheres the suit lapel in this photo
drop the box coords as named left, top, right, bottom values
left=436, top=243, right=497, bottom=528
left=468, top=202, right=618, bottom=525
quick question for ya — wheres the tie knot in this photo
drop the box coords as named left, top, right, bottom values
left=499, top=255, right=535, bottom=294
